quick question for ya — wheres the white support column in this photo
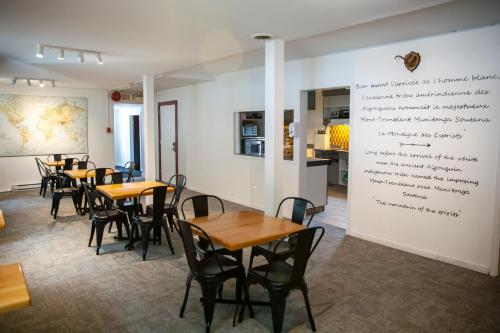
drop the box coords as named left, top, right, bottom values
left=142, top=74, right=156, bottom=181
left=264, top=39, right=284, bottom=215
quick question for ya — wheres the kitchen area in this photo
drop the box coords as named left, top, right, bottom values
left=232, top=90, right=349, bottom=227
left=306, top=87, right=351, bottom=229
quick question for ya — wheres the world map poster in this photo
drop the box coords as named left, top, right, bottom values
left=0, top=94, right=88, bottom=157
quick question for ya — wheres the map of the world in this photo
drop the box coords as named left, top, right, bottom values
left=0, top=94, right=88, bottom=156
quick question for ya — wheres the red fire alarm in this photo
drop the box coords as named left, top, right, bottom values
left=111, top=90, right=121, bottom=102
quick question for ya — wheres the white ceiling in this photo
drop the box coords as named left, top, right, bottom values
left=0, top=0, right=498, bottom=91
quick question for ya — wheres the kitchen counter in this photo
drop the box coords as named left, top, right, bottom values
left=314, top=148, right=349, bottom=153
left=307, top=158, right=331, bottom=167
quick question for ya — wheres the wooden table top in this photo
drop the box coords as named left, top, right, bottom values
left=190, top=210, right=305, bottom=251
left=64, top=169, right=114, bottom=179
left=0, top=209, right=4, bottom=231
left=96, top=181, right=173, bottom=200
left=45, top=161, right=78, bottom=167
left=0, top=263, right=31, bottom=315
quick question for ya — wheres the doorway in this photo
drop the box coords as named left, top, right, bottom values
left=158, top=100, right=178, bottom=182
left=306, top=87, right=351, bottom=229
left=113, top=103, right=144, bottom=178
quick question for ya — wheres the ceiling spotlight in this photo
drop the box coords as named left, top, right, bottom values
left=36, top=44, right=44, bottom=58
left=12, top=78, right=17, bottom=85
left=78, top=52, right=84, bottom=63
left=27, top=79, right=31, bottom=86
left=96, top=53, right=104, bottom=65
left=58, top=49, right=65, bottom=60
left=251, top=33, right=274, bottom=40
left=39, top=80, right=45, bottom=88
left=51, top=80, right=56, bottom=88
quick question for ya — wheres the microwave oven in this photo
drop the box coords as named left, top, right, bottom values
left=244, top=138, right=265, bottom=156
left=242, top=124, right=258, bottom=137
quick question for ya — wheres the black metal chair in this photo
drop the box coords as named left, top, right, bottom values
left=48, top=167, right=79, bottom=219
left=107, top=172, right=135, bottom=236
left=47, top=153, right=66, bottom=171
left=82, top=183, right=129, bottom=255
left=240, top=226, right=325, bottom=333
left=35, top=157, right=51, bottom=197
left=129, top=186, right=174, bottom=260
left=163, top=174, right=187, bottom=231
left=177, top=219, right=246, bottom=333
left=249, top=197, right=315, bottom=269
left=123, top=161, right=136, bottom=182
left=81, top=154, right=89, bottom=162
left=181, top=194, right=242, bottom=260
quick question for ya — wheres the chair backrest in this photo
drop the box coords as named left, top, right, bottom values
left=63, top=158, right=75, bottom=171
left=81, top=182, right=103, bottom=217
left=81, top=155, right=89, bottom=162
left=138, top=186, right=167, bottom=226
left=111, top=172, right=124, bottom=184
left=177, top=220, right=225, bottom=275
left=267, top=226, right=325, bottom=283
left=35, top=158, right=45, bottom=177
left=85, top=168, right=114, bottom=186
left=123, top=161, right=135, bottom=183
left=276, top=197, right=315, bottom=227
left=181, top=195, right=224, bottom=219
left=77, top=161, right=87, bottom=169
left=167, top=174, right=187, bottom=207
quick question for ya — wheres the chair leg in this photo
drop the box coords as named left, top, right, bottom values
left=299, top=281, right=316, bottom=332
left=122, top=216, right=131, bottom=239
left=269, top=290, right=288, bottom=333
left=180, top=272, right=192, bottom=318
left=108, top=221, right=114, bottom=233
left=71, top=191, right=79, bottom=214
left=248, top=249, right=256, bottom=269
left=141, top=224, right=151, bottom=261
left=233, top=272, right=245, bottom=327
left=161, top=220, right=175, bottom=255
left=95, top=222, right=106, bottom=255
left=166, top=213, right=175, bottom=232
left=88, top=222, right=96, bottom=247
left=199, top=280, right=220, bottom=333
left=52, top=193, right=62, bottom=219
left=127, top=224, right=137, bottom=250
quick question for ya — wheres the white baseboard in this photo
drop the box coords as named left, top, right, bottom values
left=349, top=231, right=490, bottom=274
left=186, top=185, right=264, bottom=212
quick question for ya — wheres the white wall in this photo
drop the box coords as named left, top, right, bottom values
left=113, top=103, right=142, bottom=167
left=155, top=24, right=500, bottom=274
left=0, top=85, right=112, bottom=192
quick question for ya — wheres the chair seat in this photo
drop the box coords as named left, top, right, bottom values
left=250, top=261, right=293, bottom=284
left=93, top=208, right=125, bottom=220
left=131, top=214, right=156, bottom=224
left=54, top=187, right=78, bottom=193
left=198, top=254, right=241, bottom=276
left=255, top=239, right=295, bottom=257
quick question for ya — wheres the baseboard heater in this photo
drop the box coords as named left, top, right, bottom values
left=12, top=183, right=40, bottom=191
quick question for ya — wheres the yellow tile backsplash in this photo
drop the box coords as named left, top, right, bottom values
left=330, top=124, right=350, bottom=150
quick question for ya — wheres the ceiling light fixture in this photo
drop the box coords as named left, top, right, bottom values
left=35, top=44, right=104, bottom=64
left=58, top=49, right=65, bottom=60
left=11, top=77, right=56, bottom=88
left=251, top=33, right=274, bottom=40
left=36, top=44, right=44, bottom=58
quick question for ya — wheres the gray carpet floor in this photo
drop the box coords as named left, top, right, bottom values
left=0, top=189, right=499, bottom=332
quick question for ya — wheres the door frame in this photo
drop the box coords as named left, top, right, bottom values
left=157, top=100, right=178, bottom=181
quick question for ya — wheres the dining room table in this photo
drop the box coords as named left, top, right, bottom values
left=44, top=160, right=78, bottom=168
left=188, top=210, right=305, bottom=306
left=96, top=181, right=174, bottom=246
